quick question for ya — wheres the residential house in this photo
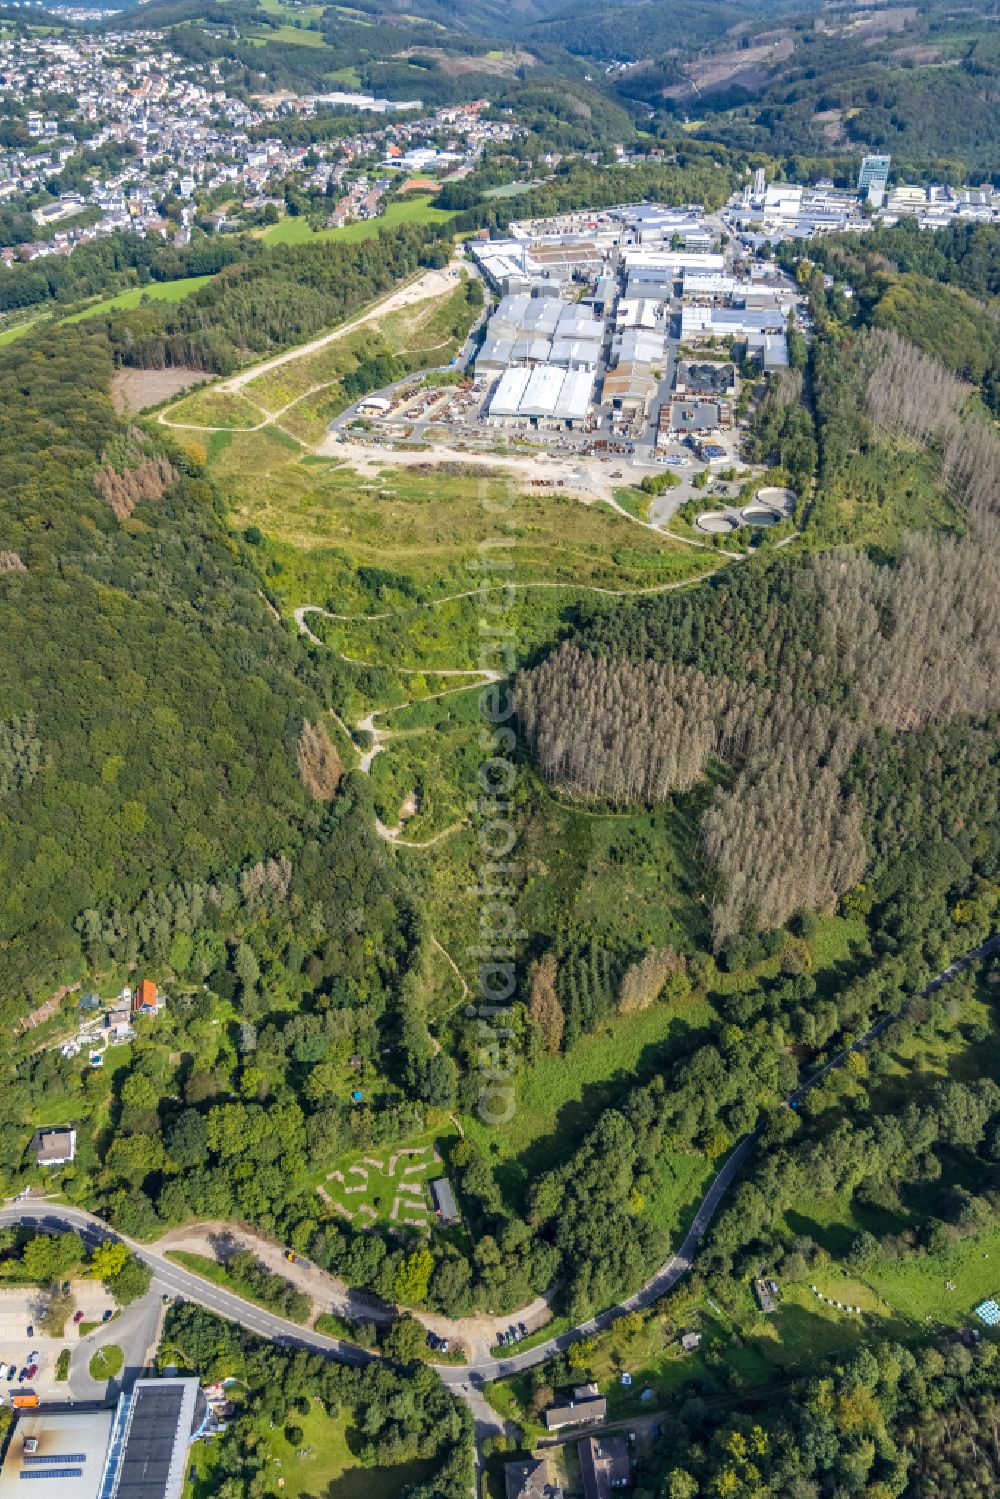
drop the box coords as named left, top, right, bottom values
left=33, top=1129, right=77, bottom=1167
left=132, top=979, right=161, bottom=1017
left=579, top=1435, right=631, bottom=1499
left=504, top=1457, right=563, bottom=1499
left=544, top=1398, right=607, bottom=1432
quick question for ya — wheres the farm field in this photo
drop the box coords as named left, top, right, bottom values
left=63, top=274, right=213, bottom=322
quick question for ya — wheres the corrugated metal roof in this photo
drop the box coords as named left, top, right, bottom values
left=490, top=367, right=531, bottom=416
left=520, top=364, right=565, bottom=417
left=553, top=369, right=594, bottom=421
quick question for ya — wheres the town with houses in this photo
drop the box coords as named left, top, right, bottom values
left=1, top=13, right=999, bottom=273
left=0, top=26, right=507, bottom=266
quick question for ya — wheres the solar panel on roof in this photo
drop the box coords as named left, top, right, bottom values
left=975, top=1299, right=1000, bottom=1325
left=19, top=1470, right=84, bottom=1481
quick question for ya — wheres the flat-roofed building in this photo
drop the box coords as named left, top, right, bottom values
left=624, top=272, right=674, bottom=301
left=681, top=305, right=785, bottom=340
left=615, top=297, right=661, bottom=330
left=669, top=401, right=725, bottom=435
left=763, top=183, right=803, bottom=219
left=0, top=1410, right=114, bottom=1499
left=682, top=272, right=737, bottom=303
left=101, top=1377, right=200, bottom=1499
left=747, top=330, right=789, bottom=370
left=622, top=248, right=724, bottom=276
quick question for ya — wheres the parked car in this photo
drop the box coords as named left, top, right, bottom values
left=72, top=1311, right=84, bottom=1324
left=24, top=1366, right=37, bottom=1381
left=518, top=1323, right=528, bottom=1338
left=439, top=1339, right=450, bottom=1354
left=510, top=1325, right=521, bottom=1343
left=5, top=1368, right=14, bottom=1382
left=426, top=1332, right=438, bottom=1350
left=25, top=1327, right=32, bottom=1339
left=102, top=1309, right=113, bottom=1322
left=283, top=1250, right=297, bottom=1264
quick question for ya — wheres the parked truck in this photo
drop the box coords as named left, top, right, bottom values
left=12, top=1394, right=39, bottom=1409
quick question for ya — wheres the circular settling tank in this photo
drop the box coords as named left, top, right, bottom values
left=755, top=485, right=796, bottom=515
left=740, top=504, right=782, bottom=527
left=696, top=511, right=738, bottom=534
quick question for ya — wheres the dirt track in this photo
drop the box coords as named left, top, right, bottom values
left=218, top=262, right=462, bottom=396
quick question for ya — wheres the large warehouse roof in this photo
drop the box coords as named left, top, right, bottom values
left=490, top=366, right=532, bottom=416
left=489, top=365, right=594, bottom=422
left=0, top=1411, right=114, bottom=1499
left=553, top=369, right=595, bottom=421
left=520, top=364, right=566, bottom=417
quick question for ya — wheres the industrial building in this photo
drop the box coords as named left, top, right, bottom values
left=680, top=304, right=787, bottom=340
left=477, top=294, right=604, bottom=374
left=488, top=365, right=595, bottom=428
left=674, top=362, right=737, bottom=398
left=622, top=248, right=725, bottom=278
left=610, top=327, right=666, bottom=366
left=0, top=1410, right=115, bottom=1499
left=601, top=362, right=657, bottom=421
left=0, top=1380, right=201, bottom=1499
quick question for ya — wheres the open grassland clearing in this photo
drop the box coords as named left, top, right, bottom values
left=368, top=684, right=482, bottom=841
left=185, top=1395, right=433, bottom=1499
left=163, top=387, right=269, bottom=430
left=63, top=274, right=213, bottom=323
left=260, top=195, right=455, bottom=247
left=245, top=280, right=477, bottom=412
left=213, top=446, right=717, bottom=620
left=161, top=270, right=475, bottom=446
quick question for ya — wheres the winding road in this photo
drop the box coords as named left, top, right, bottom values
left=3, top=930, right=995, bottom=1413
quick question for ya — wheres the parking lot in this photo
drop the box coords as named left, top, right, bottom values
left=0, top=1284, right=122, bottom=1403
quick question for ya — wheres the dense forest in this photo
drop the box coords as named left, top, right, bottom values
left=647, top=1331, right=1000, bottom=1497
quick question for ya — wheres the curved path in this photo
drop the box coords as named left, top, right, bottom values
left=4, top=931, right=995, bottom=1403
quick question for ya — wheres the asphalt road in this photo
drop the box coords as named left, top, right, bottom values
left=2, top=933, right=996, bottom=1401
